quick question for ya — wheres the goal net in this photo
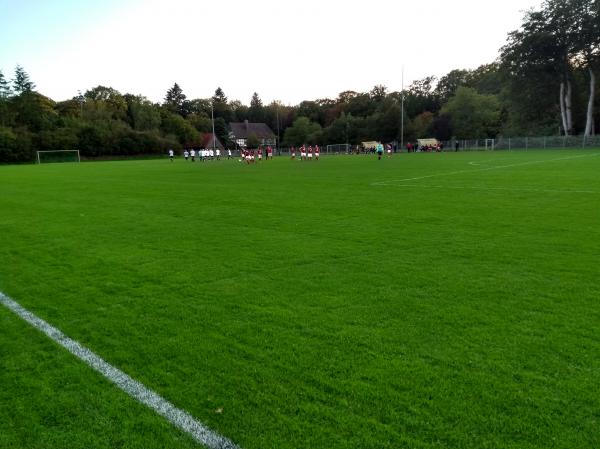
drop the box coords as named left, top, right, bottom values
left=485, top=139, right=495, bottom=151
left=37, top=150, right=81, bottom=164
left=326, top=143, right=351, bottom=154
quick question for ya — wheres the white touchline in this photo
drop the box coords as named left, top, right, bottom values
left=0, top=292, right=241, bottom=449
left=372, top=152, right=600, bottom=186
left=385, top=184, right=599, bottom=194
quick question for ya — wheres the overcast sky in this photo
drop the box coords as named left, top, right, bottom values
left=0, top=0, right=542, bottom=105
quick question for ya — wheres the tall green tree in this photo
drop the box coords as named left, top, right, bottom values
left=434, top=69, right=471, bottom=104
left=441, top=87, right=501, bottom=138
left=13, top=65, right=35, bottom=94
left=0, top=70, right=12, bottom=126
left=211, top=87, right=232, bottom=122
left=248, top=92, right=265, bottom=123
left=164, top=83, right=186, bottom=115
left=283, top=117, right=321, bottom=146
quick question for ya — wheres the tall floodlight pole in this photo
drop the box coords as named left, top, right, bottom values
left=211, top=99, right=216, bottom=153
left=400, top=65, right=405, bottom=151
left=276, top=104, right=280, bottom=151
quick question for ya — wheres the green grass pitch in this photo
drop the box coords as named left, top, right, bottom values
left=1, top=150, right=599, bottom=449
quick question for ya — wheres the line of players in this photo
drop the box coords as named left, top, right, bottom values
left=168, top=148, right=234, bottom=162
left=241, top=146, right=274, bottom=163
left=290, top=145, right=321, bottom=161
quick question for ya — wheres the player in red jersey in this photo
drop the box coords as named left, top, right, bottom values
left=307, top=146, right=313, bottom=161
left=315, top=145, right=320, bottom=160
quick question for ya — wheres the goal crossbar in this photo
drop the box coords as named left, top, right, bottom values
left=37, top=150, right=81, bottom=164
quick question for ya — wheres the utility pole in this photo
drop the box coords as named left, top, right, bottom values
left=211, top=100, right=216, bottom=153
left=400, top=66, right=405, bottom=152
left=276, top=104, right=280, bottom=151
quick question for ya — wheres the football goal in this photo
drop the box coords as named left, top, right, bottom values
left=37, top=150, right=81, bottom=164
left=485, top=139, right=495, bottom=151
left=326, top=143, right=351, bottom=154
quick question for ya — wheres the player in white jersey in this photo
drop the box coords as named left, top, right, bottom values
left=190, top=149, right=196, bottom=162
left=184, top=150, right=189, bottom=161
left=216, top=149, right=221, bottom=160
left=168, top=149, right=174, bottom=161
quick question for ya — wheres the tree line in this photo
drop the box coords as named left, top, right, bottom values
left=0, top=0, right=597, bottom=163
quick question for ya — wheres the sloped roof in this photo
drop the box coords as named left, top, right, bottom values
left=230, top=121, right=275, bottom=139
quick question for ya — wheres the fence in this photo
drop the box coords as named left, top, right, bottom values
left=235, top=135, right=600, bottom=157
left=439, top=135, right=600, bottom=151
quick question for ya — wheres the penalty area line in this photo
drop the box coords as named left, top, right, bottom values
left=0, top=291, right=241, bottom=449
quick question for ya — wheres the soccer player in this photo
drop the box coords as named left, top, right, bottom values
left=307, top=146, right=313, bottom=161
left=190, top=149, right=196, bottom=162
left=315, top=145, right=320, bottom=160
left=386, top=144, right=392, bottom=158
left=376, top=143, right=384, bottom=160
left=267, top=146, right=273, bottom=160
left=300, top=145, right=306, bottom=161
left=258, top=147, right=263, bottom=162
left=168, top=149, right=174, bottom=161
left=216, top=148, right=221, bottom=160
left=184, top=149, right=189, bottom=161
left=227, top=149, right=232, bottom=159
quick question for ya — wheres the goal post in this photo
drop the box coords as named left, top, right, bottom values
left=485, top=139, right=495, bottom=151
left=37, top=150, right=81, bottom=164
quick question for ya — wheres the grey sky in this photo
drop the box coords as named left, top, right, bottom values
left=0, top=0, right=542, bottom=105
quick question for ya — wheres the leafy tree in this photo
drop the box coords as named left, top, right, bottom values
left=337, top=91, right=358, bottom=104
left=296, top=101, right=322, bottom=124
left=0, top=126, right=17, bottom=162
left=405, top=76, right=440, bottom=118
left=283, top=117, right=321, bottom=146
left=411, top=111, right=435, bottom=138
left=345, top=93, right=375, bottom=118
left=13, top=65, right=35, bottom=94
left=441, top=87, right=501, bottom=138
left=160, top=110, right=199, bottom=146
left=435, top=69, right=471, bottom=104
left=126, top=95, right=161, bottom=131
left=84, top=86, right=127, bottom=121
left=187, top=113, right=212, bottom=133
left=12, top=92, right=57, bottom=132
left=369, top=84, right=388, bottom=103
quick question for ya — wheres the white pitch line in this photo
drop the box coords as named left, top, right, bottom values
left=0, top=292, right=241, bottom=449
left=372, top=152, right=600, bottom=186
left=388, top=183, right=600, bottom=194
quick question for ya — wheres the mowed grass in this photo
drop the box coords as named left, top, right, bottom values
left=1, top=150, right=599, bottom=449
